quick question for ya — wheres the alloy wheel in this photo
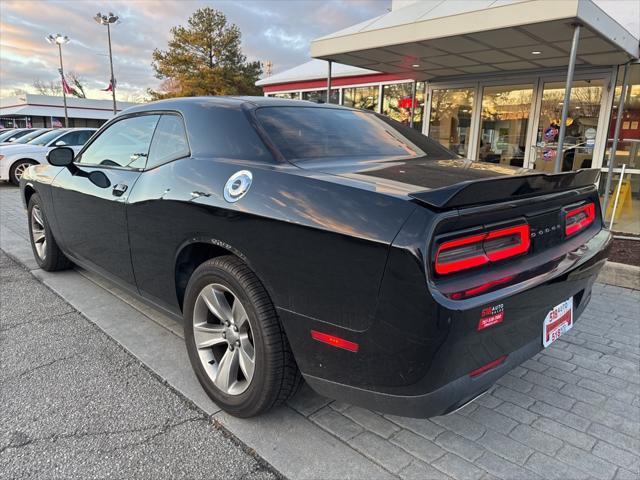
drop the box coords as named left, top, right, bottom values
left=13, top=162, right=31, bottom=182
left=30, top=205, right=47, bottom=260
left=192, top=283, right=255, bottom=395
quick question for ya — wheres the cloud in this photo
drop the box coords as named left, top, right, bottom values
left=1, top=0, right=389, bottom=99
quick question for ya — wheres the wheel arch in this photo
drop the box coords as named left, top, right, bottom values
left=174, top=238, right=250, bottom=312
left=23, top=183, right=37, bottom=206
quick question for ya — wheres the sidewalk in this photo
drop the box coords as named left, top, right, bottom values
left=1, top=183, right=639, bottom=479
left=0, top=252, right=278, bottom=479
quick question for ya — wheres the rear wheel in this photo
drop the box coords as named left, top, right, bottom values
left=184, top=256, right=302, bottom=417
left=28, top=194, right=72, bottom=271
left=10, top=159, right=37, bottom=185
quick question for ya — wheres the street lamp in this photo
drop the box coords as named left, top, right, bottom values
left=45, top=33, right=70, bottom=127
left=94, top=12, right=118, bottom=114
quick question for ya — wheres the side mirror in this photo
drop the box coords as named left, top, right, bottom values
left=47, top=147, right=75, bottom=167
left=55, top=140, right=67, bottom=146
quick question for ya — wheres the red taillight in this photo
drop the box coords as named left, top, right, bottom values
left=565, top=202, right=595, bottom=237
left=311, top=330, right=359, bottom=353
left=435, top=224, right=530, bottom=275
left=469, top=355, right=507, bottom=378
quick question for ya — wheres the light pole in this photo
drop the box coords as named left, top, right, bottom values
left=45, top=34, right=70, bottom=127
left=94, top=12, right=118, bottom=115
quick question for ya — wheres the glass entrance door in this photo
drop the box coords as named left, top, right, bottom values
left=477, top=84, right=534, bottom=167
left=533, top=79, right=604, bottom=172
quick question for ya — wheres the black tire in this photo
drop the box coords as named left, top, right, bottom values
left=184, top=256, right=302, bottom=417
left=27, top=193, right=72, bottom=271
left=9, top=159, right=37, bottom=186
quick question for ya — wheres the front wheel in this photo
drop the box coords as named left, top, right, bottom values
left=28, top=194, right=72, bottom=271
left=10, top=159, right=37, bottom=185
left=184, top=256, right=302, bottom=417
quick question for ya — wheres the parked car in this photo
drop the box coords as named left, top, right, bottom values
left=0, top=128, right=40, bottom=144
left=20, top=97, right=611, bottom=418
left=1, top=128, right=96, bottom=184
left=2, top=128, right=53, bottom=146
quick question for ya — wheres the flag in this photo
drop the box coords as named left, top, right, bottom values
left=102, top=78, right=116, bottom=92
left=58, top=69, right=77, bottom=96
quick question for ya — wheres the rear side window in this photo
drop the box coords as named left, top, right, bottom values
left=146, top=115, right=190, bottom=169
left=256, top=106, right=456, bottom=162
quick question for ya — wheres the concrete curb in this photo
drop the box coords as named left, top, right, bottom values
left=598, top=261, right=640, bottom=290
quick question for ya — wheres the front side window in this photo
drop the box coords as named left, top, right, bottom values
left=256, top=106, right=457, bottom=162
left=146, top=115, right=190, bottom=169
left=78, top=115, right=160, bottom=168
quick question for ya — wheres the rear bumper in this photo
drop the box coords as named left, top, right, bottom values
left=304, top=336, right=542, bottom=418
left=290, top=228, right=611, bottom=418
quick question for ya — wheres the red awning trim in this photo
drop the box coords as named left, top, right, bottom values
left=262, top=73, right=416, bottom=93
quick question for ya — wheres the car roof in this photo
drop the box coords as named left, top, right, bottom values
left=122, top=95, right=353, bottom=115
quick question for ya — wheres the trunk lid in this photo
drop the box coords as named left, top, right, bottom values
left=295, top=156, right=599, bottom=209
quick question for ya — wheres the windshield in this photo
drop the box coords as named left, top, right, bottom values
left=0, top=130, right=19, bottom=142
left=14, top=129, right=51, bottom=144
left=256, top=106, right=456, bottom=163
left=27, top=129, right=66, bottom=146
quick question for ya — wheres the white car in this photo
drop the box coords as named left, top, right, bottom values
left=0, top=128, right=96, bottom=185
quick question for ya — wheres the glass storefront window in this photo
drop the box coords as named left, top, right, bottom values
left=533, top=80, right=603, bottom=173
left=478, top=84, right=533, bottom=167
left=270, top=92, right=299, bottom=100
left=429, top=87, right=474, bottom=156
left=600, top=64, right=640, bottom=234
left=342, top=85, right=378, bottom=111
left=302, top=89, right=339, bottom=104
left=381, top=82, right=425, bottom=131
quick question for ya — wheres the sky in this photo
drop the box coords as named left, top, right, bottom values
left=0, top=0, right=388, bottom=100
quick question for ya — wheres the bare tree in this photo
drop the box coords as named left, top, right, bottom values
left=32, top=79, right=62, bottom=96
left=66, top=71, right=87, bottom=98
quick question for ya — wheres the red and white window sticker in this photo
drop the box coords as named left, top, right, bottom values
left=543, top=298, right=573, bottom=348
left=478, top=304, right=504, bottom=331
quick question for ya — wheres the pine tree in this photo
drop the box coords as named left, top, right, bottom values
left=150, top=7, right=262, bottom=99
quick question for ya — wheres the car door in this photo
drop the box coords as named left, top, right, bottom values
left=52, top=114, right=160, bottom=287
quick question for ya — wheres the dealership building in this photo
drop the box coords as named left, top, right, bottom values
left=258, top=0, right=640, bottom=234
left=0, top=94, right=137, bottom=129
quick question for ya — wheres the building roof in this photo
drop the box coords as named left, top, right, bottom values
left=310, top=0, right=639, bottom=80
left=0, top=94, right=138, bottom=120
left=256, top=59, right=380, bottom=87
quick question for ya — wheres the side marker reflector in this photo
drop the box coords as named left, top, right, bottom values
left=469, top=355, right=507, bottom=378
left=311, top=330, right=359, bottom=353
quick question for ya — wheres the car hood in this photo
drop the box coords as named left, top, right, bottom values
left=0, top=144, right=46, bottom=156
left=295, top=156, right=528, bottom=197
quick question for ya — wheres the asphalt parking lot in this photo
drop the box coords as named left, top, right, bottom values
left=0, top=251, right=278, bottom=480
left=1, top=182, right=639, bottom=480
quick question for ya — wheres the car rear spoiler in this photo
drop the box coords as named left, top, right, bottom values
left=409, top=169, right=600, bottom=210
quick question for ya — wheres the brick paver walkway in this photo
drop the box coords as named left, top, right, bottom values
left=2, top=183, right=638, bottom=479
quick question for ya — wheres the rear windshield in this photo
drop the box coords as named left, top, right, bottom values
left=256, top=106, right=456, bottom=162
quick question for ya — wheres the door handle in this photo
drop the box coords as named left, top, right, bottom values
left=112, top=183, right=128, bottom=197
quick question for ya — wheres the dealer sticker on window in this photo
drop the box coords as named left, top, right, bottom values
left=543, top=298, right=573, bottom=348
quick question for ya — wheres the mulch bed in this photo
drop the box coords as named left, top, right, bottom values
left=608, top=235, right=640, bottom=267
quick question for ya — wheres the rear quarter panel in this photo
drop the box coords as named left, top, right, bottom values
left=125, top=156, right=416, bottom=330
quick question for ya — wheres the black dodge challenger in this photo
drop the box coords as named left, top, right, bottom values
left=20, top=97, right=611, bottom=418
